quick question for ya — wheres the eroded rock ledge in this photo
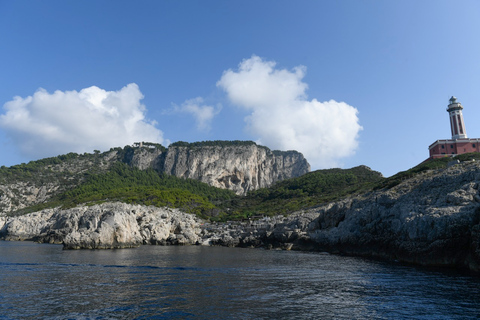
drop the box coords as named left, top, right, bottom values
left=0, top=203, right=205, bottom=249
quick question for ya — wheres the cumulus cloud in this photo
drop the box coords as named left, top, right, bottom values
left=217, top=55, right=362, bottom=168
left=170, top=97, right=220, bottom=131
left=0, top=83, right=165, bottom=158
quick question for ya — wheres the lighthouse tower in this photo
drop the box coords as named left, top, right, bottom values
left=447, top=96, right=467, bottom=139
left=428, top=96, right=480, bottom=159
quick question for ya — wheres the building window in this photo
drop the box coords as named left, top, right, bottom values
left=473, top=144, right=476, bottom=148
left=451, top=145, right=454, bottom=149
left=441, top=145, right=445, bottom=149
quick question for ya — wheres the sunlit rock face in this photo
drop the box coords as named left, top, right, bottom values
left=0, top=203, right=205, bottom=249
left=159, top=144, right=310, bottom=195
left=118, top=142, right=311, bottom=196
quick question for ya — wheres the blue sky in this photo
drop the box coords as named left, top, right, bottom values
left=1, top=1, right=480, bottom=177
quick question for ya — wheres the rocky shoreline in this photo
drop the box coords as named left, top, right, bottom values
left=2, top=160, right=480, bottom=273
left=0, top=202, right=308, bottom=250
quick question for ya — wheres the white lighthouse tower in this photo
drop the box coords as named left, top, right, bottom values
left=447, top=96, right=467, bottom=139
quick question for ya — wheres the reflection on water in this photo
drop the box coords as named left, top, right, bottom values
left=1, top=241, right=480, bottom=319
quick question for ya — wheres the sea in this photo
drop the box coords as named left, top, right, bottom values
left=1, top=241, right=480, bottom=320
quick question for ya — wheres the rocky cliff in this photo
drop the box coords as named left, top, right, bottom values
left=159, top=143, right=309, bottom=195
left=123, top=142, right=310, bottom=195
left=0, top=203, right=206, bottom=249
left=303, top=159, right=480, bottom=272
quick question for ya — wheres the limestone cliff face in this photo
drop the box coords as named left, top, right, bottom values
left=159, top=144, right=310, bottom=195
left=0, top=203, right=205, bottom=249
left=0, top=183, right=57, bottom=213
left=119, top=142, right=311, bottom=196
left=125, top=146, right=164, bottom=171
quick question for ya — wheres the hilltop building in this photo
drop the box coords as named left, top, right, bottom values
left=428, top=96, right=480, bottom=159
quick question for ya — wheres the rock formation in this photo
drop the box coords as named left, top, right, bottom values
left=123, top=142, right=310, bottom=195
left=118, top=141, right=309, bottom=196
left=159, top=143, right=309, bottom=195
left=302, top=160, right=480, bottom=272
left=221, top=159, right=480, bottom=273
left=0, top=203, right=206, bottom=249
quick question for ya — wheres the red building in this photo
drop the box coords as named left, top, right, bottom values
left=428, top=96, right=480, bottom=159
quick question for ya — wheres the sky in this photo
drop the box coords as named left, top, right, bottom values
left=1, top=1, right=480, bottom=177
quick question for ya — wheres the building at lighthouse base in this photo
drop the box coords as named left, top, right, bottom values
left=428, top=138, right=480, bottom=159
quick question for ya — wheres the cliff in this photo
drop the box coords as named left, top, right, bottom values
left=123, top=141, right=310, bottom=195
left=303, top=159, right=480, bottom=271
left=159, top=143, right=309, bottom=195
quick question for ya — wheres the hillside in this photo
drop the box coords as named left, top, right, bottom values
left=4, top=143, right=478, bottom=222
left=0, top=141, right=309, bottom=216
left=0, top=158, right=383, bottom=222
left=217, top=165, right=383, bottom=220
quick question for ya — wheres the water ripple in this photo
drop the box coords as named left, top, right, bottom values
left=1, top=242, right=480, bottom=319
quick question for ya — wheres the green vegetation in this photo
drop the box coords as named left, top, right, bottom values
left=57, top=162, right=236, bottom=219
left=375, top=153, right=480, bottom=190
left=217, top=166, right=383, bottom=220
left=3, top=159, right=383, bottom=221
left=0, top=152, right=83, bottom=185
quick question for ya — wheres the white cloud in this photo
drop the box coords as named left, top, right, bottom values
left=217, top=55, right=362, bottom=168
left=0, top=83, right=165, bottom=158
left=171, top=97, right=220, bottom=131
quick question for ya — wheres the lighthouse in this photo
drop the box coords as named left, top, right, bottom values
left=447, top=96, right=467, bottom=139
left=428, top=96, right=480, bottom=159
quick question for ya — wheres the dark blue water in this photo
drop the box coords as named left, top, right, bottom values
left=1, top=241, right=480, bottom=319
